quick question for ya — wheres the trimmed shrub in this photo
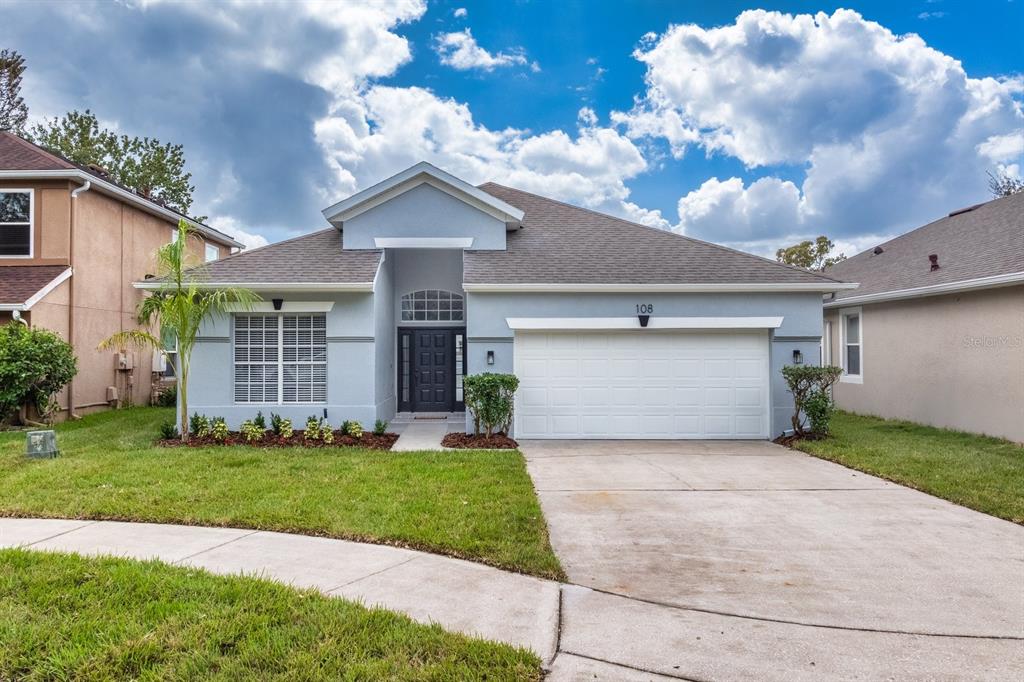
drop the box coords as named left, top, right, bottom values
left=189, top=412, right=211, bottom=438
left=373, top=419, right=388, bottom=436
left=270, top=413, right=286, bottom=436
left=158, top=421, right=179, bottom=440
left=253, top=411, right=267, bottom=430
left=803, top=389, right=836, bottom=436
left=345, top=420, right=363, bottom=439
left=210, top=417, right=229, bottom=443
left=781, top=365, right=843, bottom=437
left=322, top=427, right=334, bottom=444
left=239, top=419, right=263, bottom=443
left=0, top=323, right=77, bottom=423
left=463, top=373, right=520, bottom=438
left=278, top=418, right=293, bottom=439
left=304, top=416, right=322, bottom=441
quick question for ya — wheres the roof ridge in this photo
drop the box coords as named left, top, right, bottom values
left=0, top=131, right=76, bottom=169
left=478, top=182, right=846, bottom=284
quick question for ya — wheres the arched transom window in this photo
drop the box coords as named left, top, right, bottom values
left=401, top=290, right=464, bottom=321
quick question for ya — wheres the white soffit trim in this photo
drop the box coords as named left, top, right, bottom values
left=321, top=162, right=524, bottom=225
left=0, top=170, right=244, bottom=249
left=134, top=281, right=374, bottom=292
left=224, top=301, right=335, bottom=313
left=466, top=282, right=858, bottom=293
left=506, top=316, right=784, bottom=331
left=374, top=237, right=474, bottom=249
left=0, top=266, right=73, bottom=311
left=824, top=271, right=1024, bottom=308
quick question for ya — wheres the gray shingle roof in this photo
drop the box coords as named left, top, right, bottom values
left=825, top=192, right=1024, bottom=300
left=183, top=228, right=380, bottom=285
left=464, top=184, right=845, bottom=286
left=0, top=265, right=70, bottom=305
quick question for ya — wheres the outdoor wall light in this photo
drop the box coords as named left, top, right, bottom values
left=792, top=349, right=803, bottom=364
left=272, top=298, right=284, bottom=311
left=486, top=350, right=495, bottom=365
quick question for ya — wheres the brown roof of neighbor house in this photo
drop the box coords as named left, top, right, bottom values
left=825, top=191, right=1024, bottom=301
left=0, top=265, right=70, bottom=306
left=465, top=183, right=846, bottom=286
left=0, top=132, right=242, bottom=249
left=175, top=228, right=381, bottom=285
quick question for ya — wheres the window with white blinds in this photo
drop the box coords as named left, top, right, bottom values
left=234, top=314, right=327, bottom=404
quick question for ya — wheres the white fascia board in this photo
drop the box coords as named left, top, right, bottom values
left=374, top=237, right=474, bottom=248
left=224, top=301, right=335, bottom=313
left=0, top=170, right=244, bottom=249
left=465, top=282, right=859, bottom=293
left=0, top=266, right=73, bottom=311
left=506, top=316, right=784, bottom=331
left=133, top=281, right=374, bottom=292
left=321, top=162, right=524, bottom=225
left=824, top=271, right=1024, bottom=308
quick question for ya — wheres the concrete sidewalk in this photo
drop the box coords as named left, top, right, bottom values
left=2, top=517, right=1022, bottom=680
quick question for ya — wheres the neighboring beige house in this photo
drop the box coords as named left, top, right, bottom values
left=823, top=192, right=1024, bottom=442
left=0, top=131, right=243, bottom=420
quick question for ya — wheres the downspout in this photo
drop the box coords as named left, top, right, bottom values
left=66, top=180, right=91, bottom=420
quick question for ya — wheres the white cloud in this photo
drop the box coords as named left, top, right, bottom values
left=434, top=29, right=535, bottom=72
left=615, top=9, right=1024, bottom=246
left=453, top=7, right=467, bottom=18
left=206, top=216, right=270, bottom=250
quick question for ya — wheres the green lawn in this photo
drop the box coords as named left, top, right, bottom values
left=0, top=408, right=563, bottom=580
left=0, top=549, right=540, bottom=681
left=793, top=411, right=1024, bottom=523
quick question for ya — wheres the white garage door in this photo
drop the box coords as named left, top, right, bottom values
left=514, top=331, right=770, bottom=439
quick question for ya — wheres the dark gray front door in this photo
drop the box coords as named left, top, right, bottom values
left=413, top=329, right=453, bottom=411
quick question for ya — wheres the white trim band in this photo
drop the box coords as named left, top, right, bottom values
left=825, top=271, right=1024, bottom=308
left=374, top=237, right=474, bottom=249
left=224, top=301, right=335, bottom=313
left=467, top=282, right=857, bottom=293
left=0, top=266, right=73, bottom=311
left=506, top=316, right=784, bottom=331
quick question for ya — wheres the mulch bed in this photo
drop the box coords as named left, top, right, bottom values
left=441, top=432, right=519, bottom=449
left=773, top=432, right=827, bottom=447
left=159, top=431, right=399, bottom=451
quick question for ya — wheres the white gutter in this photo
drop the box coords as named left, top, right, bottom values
left=133, top=281, right=374, bottom=292
left=0, top=266, right=73, bottom=311
left=506, top=316, right=784, bottom=331
left=465, top=282, right=858, bottom=293
left=0, top=170, right=244, bottom=249
left=71, top=179, right=91, bottom=199
left=823, top=271, right=1024, bottom=308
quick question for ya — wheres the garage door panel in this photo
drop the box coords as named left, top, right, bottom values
left=515, top=331, right=769, bottom=439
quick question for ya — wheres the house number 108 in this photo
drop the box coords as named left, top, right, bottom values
left=636, top=304, right=654, bottom=314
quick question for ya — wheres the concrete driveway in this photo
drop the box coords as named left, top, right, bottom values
left=523, top=439, right=1024, bottom=680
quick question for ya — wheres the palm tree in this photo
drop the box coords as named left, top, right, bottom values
left=99, top=220, right=258, bottom=440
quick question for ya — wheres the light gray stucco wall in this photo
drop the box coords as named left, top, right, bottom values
left=465, top=291, right=826, bottom=438
left=391, top=248, right=466, bottom=326
left=374, top=253, right=397, bottom=422
left=341, top=184, right=507, bottom=249
left=187, top=291, right=379, bottom=429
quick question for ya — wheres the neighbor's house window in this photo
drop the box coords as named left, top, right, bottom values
left=840, top=309, right=862, bottom=382
left=234, top=314, right=327, bottom=403
left=400, top=290, right=464, bottom=321
left=205, top=243, right=219, bottom=262
left=0, top=189, right=32, bottom=257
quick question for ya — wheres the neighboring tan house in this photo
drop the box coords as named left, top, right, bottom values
left=823, top=192, right=1024, bottom=442
left=0, top=131, right=243, bottom=420
left=163, top=162, right=855, bottom=439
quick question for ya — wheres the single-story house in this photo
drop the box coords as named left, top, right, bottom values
left=823, top=191, right=1023, bottom=442
left=151, top=162, right=855, bottom=439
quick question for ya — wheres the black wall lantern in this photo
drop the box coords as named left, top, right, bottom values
left=638, top=314, right=650, bottom=328
left=272, top=298, right=284, bottom=311
left=792, top=349, right=803, bottom=364
left=486, top=350, right=495, bottom=365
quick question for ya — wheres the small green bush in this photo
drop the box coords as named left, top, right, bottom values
left=463, top=373, right=519, bottom=437
left=189, top=413, right=211, bottom=438
left=270, top=413, right=286, bottom=436
left=0, top=323, right=78, bottom=423
left=158, top=421, right=179, bottom=440
left=210, top=417, right=229, bottom=443
left=154, top=383, right=177, bottom=407
left=239, top=419, right=263, bottom=443
left=345, top=420, right=363, bottom=439
left=253, top=411, right=267, bottom=430
left=803, top=390, right=836, bottom=436
left=322, top=427, right=335, bottom=444
left=781, top=364, right=843, bottom=437
left=373, top=419, right=388, bottom=436
left=304, top=416, right=322, bottom=441
left=278, top=418, right=293, bottom=439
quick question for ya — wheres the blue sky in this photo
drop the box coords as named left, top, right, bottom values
left=2, top=0, right=1021, bottom=256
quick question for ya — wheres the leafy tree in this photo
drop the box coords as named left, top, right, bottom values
left=776, top=235, right=846, bottom=271
left=30, top=110, right=197, bottom=214
left=99, top=220, right=258, bottom=441
left=0, top=323, right=77, bottom=424
left=781, top=365, right=843, bottom=438
left=987, top=170, right=1024, bottom=198
left=0, top=49, right=28, bottom=134
left=463, top=373, right=520, bottom=438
